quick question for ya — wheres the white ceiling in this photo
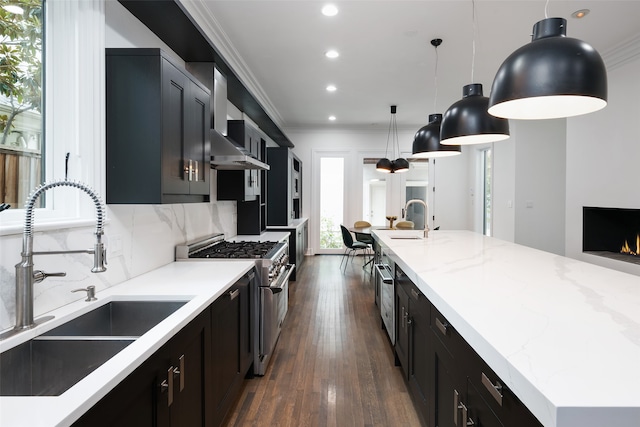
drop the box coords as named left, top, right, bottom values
left=192, top=1, right=640, bottom=132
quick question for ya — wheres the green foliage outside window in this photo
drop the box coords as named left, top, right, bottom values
left=320, top=216, right=343, bottom=249
left=0, top=0, right=43, bottom=146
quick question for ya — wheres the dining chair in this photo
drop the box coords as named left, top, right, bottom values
left=340, top=225, right=371, bottom=269
left=353, top=220, right=371, bottom=228
left=395, top=220, right=415, bottom=229
left=353, top=221, right=374, bottom=268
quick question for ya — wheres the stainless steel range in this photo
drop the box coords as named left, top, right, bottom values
left=176, top=233, right=293, bottom=375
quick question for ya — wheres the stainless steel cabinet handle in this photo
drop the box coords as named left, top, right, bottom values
left=167, top=366, right=174, bottom=406
left=459, top=402, right=468, bottom=427
left=481, top=372, right=503, bottom=405
left=410, top=288, right=420, bottom=300
left=229, top=288, right=240, bottom=300
left=435, top=317, right=449, bottom=336
left=454, top=389, right=460, bottom=426
left=178, top=355, right=185, bottom=391
left=193, top=160, right=199, bottom=182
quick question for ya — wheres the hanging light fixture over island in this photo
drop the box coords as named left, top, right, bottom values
left=376, top=105, right=409, bottom=173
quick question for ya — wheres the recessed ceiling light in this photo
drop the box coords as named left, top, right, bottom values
left=326, top=85, right=337, bottom=92
left=321, top=4, right=338, bottom=17
left=325, top=50, right=339, bottom=59
left=2, top=4, right=24, bottom=14
left=328, top=115, right=337, bottom=121
left=571, top=9, right=590, bottom=19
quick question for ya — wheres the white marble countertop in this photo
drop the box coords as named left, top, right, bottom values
left=265, top=217, right=308, bottom=230
left=373, top=229, right=640, bottom=427
left=0, top=261, right=254, bottom=427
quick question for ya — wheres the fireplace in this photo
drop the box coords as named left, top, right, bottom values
left=583, top=207, right=640, bottom=265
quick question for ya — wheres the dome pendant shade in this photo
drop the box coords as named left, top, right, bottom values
left=393, top=157, right=410, bottom=173
left=441, top=84, right=510, bottom=145
left=376, top=157, right=393, bottom=173
left=488, top=17, right=607, bottom=120
left=412, top=114, right=461, bottom=158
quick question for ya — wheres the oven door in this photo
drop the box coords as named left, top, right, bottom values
left=257, top=263, right=293, bottom=375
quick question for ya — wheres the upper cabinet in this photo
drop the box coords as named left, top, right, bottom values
left=106, top=48, right=210, bottom=204
left=267, top=147, right=302, bottom=226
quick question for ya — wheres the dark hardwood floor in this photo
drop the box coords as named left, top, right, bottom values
left=223, top=254, right=421, bottom=426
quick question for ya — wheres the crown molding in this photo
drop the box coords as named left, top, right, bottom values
left=178, top=0, right=285, bottom=128
left=603, top=32, right=640, bottom=70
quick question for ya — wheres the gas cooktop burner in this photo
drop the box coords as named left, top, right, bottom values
left=190, top=241, right=278, bottom=259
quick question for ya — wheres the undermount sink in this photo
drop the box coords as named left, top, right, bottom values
left=0, top=337, right=134, bottom=396
left=42, top=300, right=187, bottom=337
left=0, top=300, right=187, bottom=396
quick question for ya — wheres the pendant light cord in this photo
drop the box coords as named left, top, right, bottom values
left=393, top=110, right=399, bottom=158
left=470, top=0, right=477, bottom=83
left=433, top=44, right=439, bottom=112
left=385, top=111, right=393, bottom=158
left=544, top=0, right=550, bottom=18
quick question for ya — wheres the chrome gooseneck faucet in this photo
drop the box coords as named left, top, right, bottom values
left=403, top=199, right=430, bottom=238
left=3, top=180, right=107, bottom=338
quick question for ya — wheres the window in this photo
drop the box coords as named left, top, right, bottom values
left=319, top=157, right=344, bottom=250
left=0, top=0, right=105, bottom=234
left=482, top=148, right=492, bottom=236
left=0, top=0, right=43, bottom=210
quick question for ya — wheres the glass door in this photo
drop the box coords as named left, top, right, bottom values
left=312, top=151, right=348, bottom=254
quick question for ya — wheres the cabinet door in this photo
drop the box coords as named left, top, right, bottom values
left=161, top=58, right=190, bottom=196
left=210, top=285, right=241, bottom=426
left=237, top=274, right=254, bottom=376
left=185, top=80, right=210, bottom=196
left=409, top=289, right=430, bottom=423
left=466, top=380, right=504, bottom=427
left=432, top=336, right=459, bottom=427
left=167, top=310, right=208, bottom=427
left=72, top=353, right=161, bottom=427
left=395, top=284, right=410, bottom=376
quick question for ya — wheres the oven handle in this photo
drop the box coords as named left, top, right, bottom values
left=375, top=264, right=393, bottom=284
left=268, top=264, right=294, bottom=294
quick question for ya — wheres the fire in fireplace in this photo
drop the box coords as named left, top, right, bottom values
left=620, top=234, right=639, bottom=257
left=583, top=207, right=640, bottom=265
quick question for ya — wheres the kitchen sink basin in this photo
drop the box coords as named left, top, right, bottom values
left=0, top=337, right=134, bottom=396
left=42, top=300, right=187, bottom=337
left=0, top=300, right=188, bottom=396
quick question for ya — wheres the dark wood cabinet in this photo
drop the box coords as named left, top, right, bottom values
left=429, top=304, right=543, bottom=427
left=106, top=48, right=210, bottom=204
left=209, top=272, right=255, bottom=427
left=72, top=308, right=210, bottom=427
left=266, top=147, right=302, bottom=226
left=395, top=266, right=429, bottom=424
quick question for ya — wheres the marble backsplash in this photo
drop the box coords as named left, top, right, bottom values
left=0, top=200, right=236, bottom=331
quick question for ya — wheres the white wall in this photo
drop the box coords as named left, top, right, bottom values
left=284, top=127, right=471, bottom=253
left=565, top=48, right=640, bottom=276
left=513, top=119, right=567, bottom=256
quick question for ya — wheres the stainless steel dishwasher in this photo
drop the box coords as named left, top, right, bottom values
left=375, top=248, right=395, bottom=344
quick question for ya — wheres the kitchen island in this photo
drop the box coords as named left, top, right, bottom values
left=0, top=261, right=254, bottom=427
left=373, top=229, right=640, bottom=427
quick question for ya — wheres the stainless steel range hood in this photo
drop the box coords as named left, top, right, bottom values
left=210, top=129, right=270, bottom=170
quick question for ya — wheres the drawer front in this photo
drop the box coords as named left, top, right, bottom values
left=430, top=304, right=464, bottom=360
left=462, top=340, right=543, bottom=427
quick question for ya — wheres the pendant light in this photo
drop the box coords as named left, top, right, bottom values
left=376, top=105, right=409, bottom=173
left=440, top=0, right=509, bottom=146
left=412, top=38, right=461, bottom=158
left=488, top=2, right=607, bottom=120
